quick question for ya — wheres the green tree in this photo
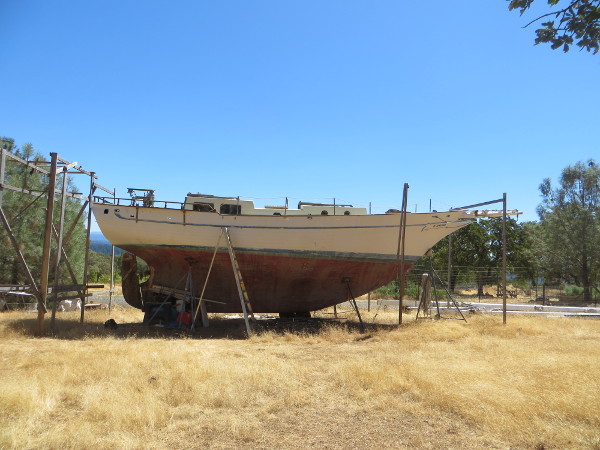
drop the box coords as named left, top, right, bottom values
left=1, top=141, right=47, bottom=283
left=536, top=159, right=600, bottom=302
left=426, top=218, right=535, bottom=295
left=88, top=250, right=113, bottom=282
left=0, top=138, right=87, bottom=286
left=508, top=0, right=600, bottom=53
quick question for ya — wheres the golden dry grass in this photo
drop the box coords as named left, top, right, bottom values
left=1, top=307, right=599, bottom=449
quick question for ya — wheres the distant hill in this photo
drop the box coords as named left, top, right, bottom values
left=90, top=231, right=123, bottom=255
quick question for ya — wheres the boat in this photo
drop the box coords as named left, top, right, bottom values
left=92, top=191, right=513, bottom=316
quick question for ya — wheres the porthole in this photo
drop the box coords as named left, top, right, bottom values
left=344, top=211, right=350, bottom=215
left=321, top=210, right=328, bottom=215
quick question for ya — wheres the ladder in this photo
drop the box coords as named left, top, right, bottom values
left=222, top=227, right=255, bottom=336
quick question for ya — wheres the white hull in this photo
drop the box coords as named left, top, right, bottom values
left=93, top=204, right=475, bottom=262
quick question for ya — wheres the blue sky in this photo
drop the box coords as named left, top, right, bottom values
left=1, top=1, right=598, bottom=231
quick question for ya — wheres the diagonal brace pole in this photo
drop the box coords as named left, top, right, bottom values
left=0, top=207, right=44, bottom=308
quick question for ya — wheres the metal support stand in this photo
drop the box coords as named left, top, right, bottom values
left=344, top=278, right=364, bottom=332
left=416, top=254, right=466, bottom=322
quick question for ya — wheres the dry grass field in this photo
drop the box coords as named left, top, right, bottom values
left=0, top=306, right=599, bottom=449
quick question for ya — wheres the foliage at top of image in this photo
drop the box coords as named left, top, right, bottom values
left=508, top=0, right=600, bottom=53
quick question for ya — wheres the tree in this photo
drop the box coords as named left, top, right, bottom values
left=508, top=0, right=600, bottom=53
left=0, top=138, right=87, bottom=286
left=88, top=251, right=113, bottom=282
left=425, top=218, right=535, bottom=295
left=536, top=159, right=600, bottom=302
left=1, top=141, right=48, bottom=283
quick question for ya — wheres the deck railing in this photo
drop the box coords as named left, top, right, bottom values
left=93, top=196, right=186, bottom=209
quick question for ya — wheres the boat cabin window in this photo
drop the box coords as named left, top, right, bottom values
left=193, top=202, right=215, bottom=212
left=344, top=211, right=350, bottom=215
left=273, top=212, right=281, bottom=216
left=321, top=210, right=328, bottom=215
left=220, top=204, right=242, bottom=215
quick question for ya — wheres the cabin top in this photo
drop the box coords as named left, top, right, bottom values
left=184, top=193, right=368, bottom=216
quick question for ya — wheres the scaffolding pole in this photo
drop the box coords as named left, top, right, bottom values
left=0, top=147, right=109, bottom=333
left=50, top=167, right=69, bottom=331
left=396, top=183, right=409, bottom=325
left=38, top=153, right=58, bottom=334
left=80, top=173, right=95, bottom=324
left=451, top=194, right=509, bottom=325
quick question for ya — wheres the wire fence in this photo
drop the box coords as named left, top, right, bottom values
left=372, top=264, right=600, bottom=306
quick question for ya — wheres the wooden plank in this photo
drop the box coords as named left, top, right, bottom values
left=53, top=293, right=93, bottom=301
left=0, top=183, right=85, bottom=200
left=0, top=285, right=32, bottom=292
left=147, top=285, right=225, bottom=304
left=5, top=151, right=49, bottom=174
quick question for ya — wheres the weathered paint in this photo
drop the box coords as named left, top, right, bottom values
left=126, top=244, right=413, bottom=313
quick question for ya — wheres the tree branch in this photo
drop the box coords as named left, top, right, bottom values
left=522, top=7, right=571, bottom=28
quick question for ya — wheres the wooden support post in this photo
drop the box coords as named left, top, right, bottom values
left=367, top=205, right=371, bottom=312
left=542, top=284, right=546, bottom=306
left=447, top=232, right=452, bottom=307
left=50, top=169, right=68, bottom=331
left=0, top=148, right=5, bottom=206
left=80, top=173, right=95, bottom=323
left=416, top=273, right=432, bottom=319
left=502, top=193, right=507, bottom=325
left=39, top=152, right=58, bottom=334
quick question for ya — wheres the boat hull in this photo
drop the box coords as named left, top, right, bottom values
left=125, top=244, right=409, bottom=313
left=93, top=203, right=474, bottom=313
